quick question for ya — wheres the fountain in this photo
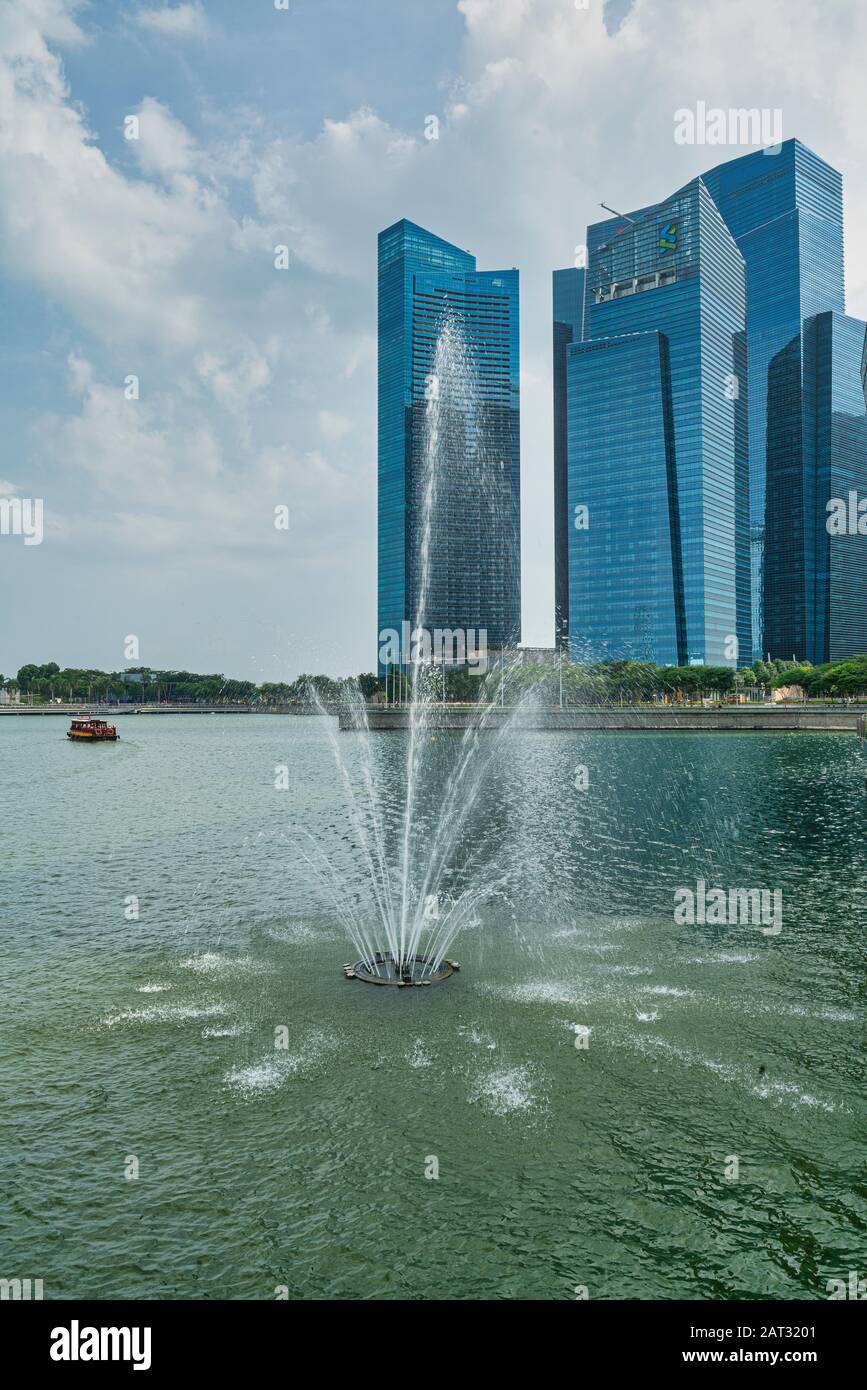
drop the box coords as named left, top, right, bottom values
left=343, top=954, right=459, bottom=987
left=302, top=315, right=527, bottom=986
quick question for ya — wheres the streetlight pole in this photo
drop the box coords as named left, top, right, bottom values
left=558, top=616, right=568, bottom=707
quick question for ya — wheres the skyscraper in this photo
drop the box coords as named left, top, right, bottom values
left=765, top=310, right=867, bottom=663
left=701, top=140, right=845, bottom=661
left=552, top=267, right=585, bottom=651
left=567, top=177, right=750, bottom=668
left=377, top=219, right=520, bottom=668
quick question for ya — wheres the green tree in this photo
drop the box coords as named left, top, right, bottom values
left=16, top=663, right=39, bottom=695
left=356, top=673, right=380, bottom=700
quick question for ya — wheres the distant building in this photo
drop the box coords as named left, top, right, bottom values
left=517, top=646, right=559, bottom=667
left=765, top=310, right=867, bottom=663
left=772, top=685, right=806, bottom=703
left=568, top=177, right=750, bottom=668
left=118, top=671, right=156, bottom=701
left=702, top=140, right=845, bottom=661
left=552, top=267, right=585, bottom=650
left=377, top=219, right=520, bottom=670
left=564, top=140, right=867, bottom=671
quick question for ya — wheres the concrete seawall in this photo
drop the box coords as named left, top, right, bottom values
left=3, top=703, right=862, bottom=733
left=0, top=703, right=257, bottom=716
left=345, top=706, right=864, bottom=733
left=0, top=703, right=324, bottom=717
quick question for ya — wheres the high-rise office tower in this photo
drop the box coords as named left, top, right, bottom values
left=765, top=310, right=867, bottom=663
left=377, top=219, right=520, bottom=667
left=567, top=177, right=750, bottom=668
left=552, top=267, right=585, bottom=651
left=701, top=140, right=845, bottom=661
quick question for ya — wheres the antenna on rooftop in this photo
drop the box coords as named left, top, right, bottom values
left=599, top=202, right=637, bottom=224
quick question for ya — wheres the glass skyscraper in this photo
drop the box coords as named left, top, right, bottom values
left=552, top=267, right=585, bottom=650
left=765, top=310, right=867, bottom=663
left=566, top=177, right=750, bottom=668
left=701, top=140, right=845, bottom=661
left=377, top=219, right=520, bottom=667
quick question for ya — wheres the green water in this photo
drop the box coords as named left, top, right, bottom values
left=1, top=715, right=863, bottom=1300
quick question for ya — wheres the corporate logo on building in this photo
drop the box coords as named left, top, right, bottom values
left=658, top=221, right=678, bottom=253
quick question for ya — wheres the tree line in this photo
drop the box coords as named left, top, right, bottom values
left=2, top=663, right=379, bottom=705
left=387, top=655, right=867, bottom=703
left=4, top=655, right=867, bottom=707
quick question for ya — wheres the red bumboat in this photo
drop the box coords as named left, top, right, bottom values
left=67, top=717, right=118, bottom=742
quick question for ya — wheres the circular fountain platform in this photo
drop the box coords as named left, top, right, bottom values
left=343, top=952, right=458, bottom=987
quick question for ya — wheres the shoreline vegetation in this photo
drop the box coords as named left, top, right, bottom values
left=5, top=656, right=867, bottom=709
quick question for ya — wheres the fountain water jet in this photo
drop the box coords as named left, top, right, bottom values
left=299, top=314, right=528, bottom=985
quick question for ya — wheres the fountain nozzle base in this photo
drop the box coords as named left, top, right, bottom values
left=343, top=952, right=457, bottom=986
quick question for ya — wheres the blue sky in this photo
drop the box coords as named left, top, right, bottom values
left=1, top=0, right=865, bottom=681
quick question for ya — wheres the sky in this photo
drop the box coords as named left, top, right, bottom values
left=1, top=0, right=866, bottom=682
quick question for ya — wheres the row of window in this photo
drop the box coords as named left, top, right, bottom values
left=594, top=268, right=678, bottom=304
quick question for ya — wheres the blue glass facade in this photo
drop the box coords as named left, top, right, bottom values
left=552, top=267, right=585, bottom=649
left=377, top=219, right=520, bottom=666
left=766, top=311, right=867, bottom=663
left=567, top=178, right=750, bottom=667
left=701, top=140, right=845, bottom=660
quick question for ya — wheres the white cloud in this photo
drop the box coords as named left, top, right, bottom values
left=130, top=96, right=198, bottom=177
left=38, top=355, right=366, bottom=567
left=0, top=0, right=88, bottom=51
left=3, top=0, right=867, bottom=672
left=251, top=106, right=420, bottom=279
left=134, top=3, right=210, bottom=39
left=0, top=23, right=213, bottom=349
left=318, top=411, right=352, bottom=443
left=246, top=0, right=867, bottom=646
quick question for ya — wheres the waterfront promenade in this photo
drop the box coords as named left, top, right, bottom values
left=347, top=706, right=865, bottom=733
left=3, top=702, right=864, bottom=732
left=0, top=702, right=259, bottom=716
